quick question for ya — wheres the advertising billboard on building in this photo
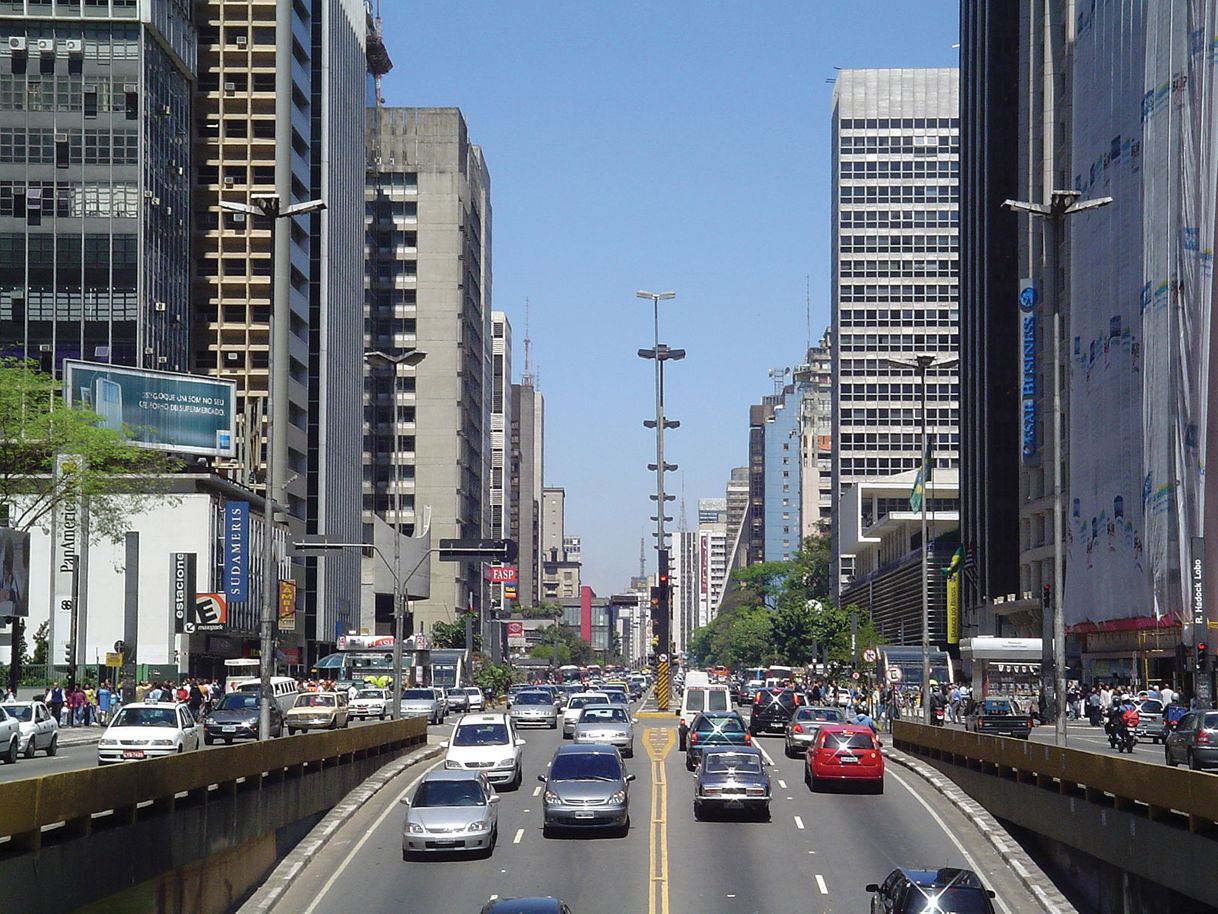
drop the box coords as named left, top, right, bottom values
left=224, top=501, right=249, bottom=603
left=278, top=579, right=297, bottom=632
left=63, top=361, right=237, bottom=457
left=0, top=528, right=29, bottom=618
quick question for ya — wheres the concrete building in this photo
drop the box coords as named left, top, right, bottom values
left=541, top=486, right=565, bottom=561
left=762, top=383, right=802, bottom=563
left=541, top=555, right=580, bottom=602
left=364, top=107, right=492, bottom=635
left=696, top=499, right=728, bottom=628
left=509, top=379, right=543, bottom=607
left=489, top=312, right=512, bottom=541
left=562, top=535, right=581, bottom=565
left=797, top=329, right=834, bottom=539
left=671, top=529, right=697, bottom=656
left=746, top=403, right=768, bottom=567
left=830, top=68, right=961, bottom=600
left=0, top=1, right=196, bottom=371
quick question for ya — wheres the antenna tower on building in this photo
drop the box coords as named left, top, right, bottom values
left=521, top=298, right=534, bottom=387
left=639, top=534, right=646, bottom=579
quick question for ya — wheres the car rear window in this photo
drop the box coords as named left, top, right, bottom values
left=1205, top=713, right=1218, bottom=729
left=820, top=731, right=875, bottom=750
left=755, top=690, right=796, bottom=708
left=695, top=715, right=744, bottom=733
left=401, top=689, right=433, bottom=699
left=453, top=723, right=509, bottom=746
left=898, top=886, right=992, bottom=914
left=549, top=752, right=622, bottom=781
left=796, top=707, right=843, bottom=722
left=515, top=693, right=551, bottom=705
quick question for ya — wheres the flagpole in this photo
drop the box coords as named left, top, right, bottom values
left=920, top=360, right=931, bottom=725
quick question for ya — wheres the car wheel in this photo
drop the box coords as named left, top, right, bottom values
left=760, top=803, right=771, bottom=822
left=784, top=741, right=795, bottom=759
left=204, top=734, right=214, bottom=746
left=685, top=755, right=695, bottom=772
left=3, top=737, right=16, bottom=765
left=542, top=822, right=556, bottom=839
left=873, top=779, right=885, bottom=795
left=402, top=849, right=411, bottom=861
left=1190, top=750, right=1201, bottom=771
left=1165, top=746, right=1177, bottom=767
left=693, top=801, right=703, bottom=821
left=24, top=738, right=36, bottom=759
left=46, top=735, right=57, bottom=757
left=177, top=745, right=184, bottom=754
left=804, top=764, right=811, bottom=788
left=678, top=736, right=686, bottom=752
left=380, top=712, right=386, bottom=721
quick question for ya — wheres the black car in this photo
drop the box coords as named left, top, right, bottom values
left=867, top=867, right=996, bottom=914
left=480, top=899, right=572, bottom=914
left=203, top=690, right=284, bottom=743
left=686, top=711, right=750, bottom=771
left=749, top=688, right=803, bottom=736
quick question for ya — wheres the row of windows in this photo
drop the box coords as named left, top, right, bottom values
left=839, top=383, right=958, bottom=401
left=839, top=135, right=957, bottom=155
left=839, top=117, right=959, bottom=130
left=0, top=26, right=140, bottom=62
left=840, top=234, right=957, bottom=253
left=0, top=127, right=138, bottom=165
left=841, top=211, right=959, bottom=229
left=839, top=160, right=958, bottom=178
left=368, top=171, right=419, bottom=189
left=838, top=332, right=958, bottom=352
left=0, top=286, right=138, bottom=322
left=0, top=231, right=137, bottom=267
left=841, top=457, right=949, bottom=478
left=0, top=181, right=139, bottom=218
left=840, top=259, right=957, bottom=279
left=840, top=185, right=959, bottom=204
left=839, top=355, right=958, bottom=374
left=195, top=25, right=277, bottom=48
left=868, top=497, right=958, bottom=521
left=839, top=309, right=958, bottom=329
left=197, top=73, right=277, bottom=94
left=195, top=118, right=276, bottom=141
left=840, top=432, right=961, bottom=449
left=0, top=75, right=137, bottom=115
left=840, top=283, right=959, bottom=303
left=840, top=407, right=957, bottom=425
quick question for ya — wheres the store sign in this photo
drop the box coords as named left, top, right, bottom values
left=190, top=593, right=227, bottom=633
left=278, top=579, right=297, bottom=632
left=224, top=501, right=248, bottom=603
left=946, top=572, right=960, bottom=645
left=485, top=565, right=517, bottom=584
left=170, top=553, right=197, bottom=634
left=1019, top=279, right=1039, bottom=463
left=506, top=620, right=525, bottom=647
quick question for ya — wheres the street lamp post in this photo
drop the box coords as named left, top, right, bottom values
left=1003, top=191, right=1112, bottom=746
left=219, top=194, right=325, bottom=742
left=364, top=348, right=427, bottom=717
left=888, top=354, right=957, bottom=724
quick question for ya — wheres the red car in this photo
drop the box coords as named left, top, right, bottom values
left=804, top=724, right=884, bottom=793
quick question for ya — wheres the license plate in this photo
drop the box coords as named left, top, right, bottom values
left=433, top=840, right=459, bottom=847
left=840, top=755, right=859, bottom=764
left=574, top=811, right=595, bottom=819
left=222, top=725, right=237, bottom=732
left=122, top=749, right=145, bottom=760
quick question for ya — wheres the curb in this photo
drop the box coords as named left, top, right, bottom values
left=239, top=741, right=444, bottom=914
left=883, top=746, right=1077, bottom=914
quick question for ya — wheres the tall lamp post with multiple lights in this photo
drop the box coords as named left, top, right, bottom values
left=1003, top=190, right=1112, bottom=746
left=636, top=290, right=682, bottom=709
left=219, top=193, right=325, bottom=741
left=887, top=354, right=957, bottom=724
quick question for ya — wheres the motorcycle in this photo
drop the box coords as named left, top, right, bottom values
left=1105, top=717, right=1138, bottom=753
left=931, top=706, right=945, bottom=727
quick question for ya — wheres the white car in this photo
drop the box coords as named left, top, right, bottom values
left=0, top=704, right=20, bottom=764
left=350, top=688, right=390, bottom=721
left=97, top=702, right=202, bottom=765
left=452, top=687, right=486, bottom=712
left=2, top=700, right=59, bottom=758
left=442, top=713, right=526, bottom=789
left=561, top=692, right=609, bottom=738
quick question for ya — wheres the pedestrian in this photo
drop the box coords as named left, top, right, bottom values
left=1160, top=684, right=1175, bottom=706
left=97, top=681, right=112, bottom=725
left=188, top=680, right=203, bottom=720
left=84, top=684, right=96, bottom=725
left=67, top=685, right=84, bottom=726
left=48, top=681, right=64, bottom=727
left=949, top=684, right=962, bottom=723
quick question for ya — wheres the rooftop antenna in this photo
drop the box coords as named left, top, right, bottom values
left=678, top=472, right=688, bottom=534
left=768, top=366, right=791, bottom=396
left=639, top=533, right=646, bottom=579
left=805, top=274, right=812, bottom=356
left=521, top=297, right=534, bottom=387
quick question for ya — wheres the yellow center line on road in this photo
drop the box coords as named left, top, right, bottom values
left=644, top=725, right=675, bottom=914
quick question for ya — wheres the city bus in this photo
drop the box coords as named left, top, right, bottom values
left=876, top=645, right=955, bottom=690
left=311, top=634, right=431, bottom=687
left=557, top=665, right=583, bottom=685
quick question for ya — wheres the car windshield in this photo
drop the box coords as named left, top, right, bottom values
left=704, top=753, right=763, bottom=775
left=515, top=693, right=551, bottom=705
left=580, top=707, right=628, bottom=723
left=453, top=723, right=509, bottom=746
left=217, top=693, right=259, bottom=711
left=821, top=731, right=875, bottom=750
left=294, top=694, right=335, bottom=708
left=549, top=752, right=622, bottom=782
left=401, top=689, right=434, bottom=700
left=568, top=695, right=605, bottom=709
left=413, top=780, right=486, bottom=808
left=112, top=707, right=179, bottom=728
left=356, top=690, right=384, bottom=700
left=796, top=707, right=843, bottom=722
left=3, top=705, right=32, bottom=721
left=899, top=887, right=992, bottom=914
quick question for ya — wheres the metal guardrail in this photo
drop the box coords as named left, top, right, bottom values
left=893, top=721, right=1218, bottom=832
left=0, top=717, right=427, bottom=852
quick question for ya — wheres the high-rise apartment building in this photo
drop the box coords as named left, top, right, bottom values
left=696, top=499, right=728, bottom=628
left=830, top=68, right=961, bottom=599
left=490, top=312, right=512, bottom=540
left=0, top=1, right=195, bottom=372
left=763, top=382, right=803, bottom=563
left=723, top=466, right=750, bottom=571
left=797, top=329, right=834, bottom=539
left=365, top=107, right=492, bottom=634
left=541, top=486, right=565, bottom=562
left=509, top=379, right=543, bottom=607
left=746, top=403, right=767, bottom=566
left=671, top=528, right=697, bottom=655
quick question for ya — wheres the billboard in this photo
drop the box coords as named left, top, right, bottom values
left=505, top=620, right=525, bottom=648
left=170, top=553, right=197, bottom=634
left=224, top=501, right=248, bottom=603
left=485, top=565, right=517, bottom=583
left=190, top=593, right=227, bottom=633
left=0, top=528, right=30, bottom=618
left=278, top=579, right=297, bottom=632
left=63, top=360, right=236, bottom=457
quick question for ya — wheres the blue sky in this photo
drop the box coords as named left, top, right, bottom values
left=377, top=1, right=961, bottom=594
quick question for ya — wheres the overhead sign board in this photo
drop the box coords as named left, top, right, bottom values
left=64, top=360, right=236, bottom=457
left=506, top=620, right=525, bottom=647
left=485, top=565, right=518, bottom=583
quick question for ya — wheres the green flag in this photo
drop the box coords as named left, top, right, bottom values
left=941, top=545, right=962, bottom=577
left=909, top=441, right=933, bottom=512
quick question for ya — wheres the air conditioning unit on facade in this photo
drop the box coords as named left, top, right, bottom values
left=223, top=176, right=235, bottom=186
left=154, top=301, right=167, bottom=312
left=36, top=38, right=54, bottom=54
left=224, top=82, right=235, bottom=93
left=8, top=37, right=27, bottom=53
left=65, top=39, right=83, bottom=54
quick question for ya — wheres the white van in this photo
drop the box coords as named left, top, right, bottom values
left=231, top=677, right=300, bottom=716
left=677, top=685, right=733, bottom=751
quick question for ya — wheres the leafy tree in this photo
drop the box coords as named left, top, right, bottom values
left=730, top=561, right=790, bottom=609
left=768, top=600, right=821, bottom=665
left=31, top=619, right=48, bottom=665
left=431, top=617, right=478, bottom=650
left=471, top=661, right=513, bottom=700
left=726, top=606, right=773, bottom=666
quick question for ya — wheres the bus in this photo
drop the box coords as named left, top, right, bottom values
left=430, top=648, right=468, bottom=690
left=557, top=665, right=583, bottom=685
left=311, top=634, right=432, bottom=687
left=765, top=665, right=794, bottom=686
left=877, top=645, right=955, bottom=690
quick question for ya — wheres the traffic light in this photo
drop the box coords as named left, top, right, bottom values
left=1041, top=583, right=1052, bottom=611
left=64, top=642, right=74, bottom=664
left=1198, top=642, right=1208, bottom=670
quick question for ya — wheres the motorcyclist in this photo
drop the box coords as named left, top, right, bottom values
left=1107, top=694, right=1138, bottom=751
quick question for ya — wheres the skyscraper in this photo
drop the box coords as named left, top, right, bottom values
left=696, top=500, right=728, bottom=628
left=0, top=1, right=195, bottom=372
left=797, top=329, right=834, bottom=539
left=509, top=379, right=543, bottom=607
left=829, top=68, right=961, bottom=599
left=365, top=107, right=492, bottom=635
left=490, top=312, right=512, bottom=541
left=671, top=528, right=697, bottom=656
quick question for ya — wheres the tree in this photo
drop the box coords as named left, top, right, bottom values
left=768, top=600, right=821, bottom=666
left=730, top=561, right=790, bottom=609
left=31, top=619, right=48, bottom=665
left=431, top=617, right=478, bottom=650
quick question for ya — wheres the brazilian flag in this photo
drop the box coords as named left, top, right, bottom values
left=941, top=545, right=962, bottom=578
left=909, top=442, right=933, bottom=511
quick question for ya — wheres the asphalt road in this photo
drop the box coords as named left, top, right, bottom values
left=955, top=717, right=1188, bottom=769
left=265, top=704, right=1050, bottom=914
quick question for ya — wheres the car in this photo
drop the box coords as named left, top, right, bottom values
left=285, top=691, right=349, bottom=734
left=867, top=867, right=997, bottom=913
left=693, top=746, right=770, bottom=820
left=678, top=685, right=733, bottom=750
left=203, top=689, right=285, bottom=743
left=562, top=691, right=609, bottom=738
left=401, top=769, right=500, bottom=859
left=0, top=704, right=21, bottom=764
left=443, top=713, right=526, bottom=788
left=784, top=705, right=847, bottom=758
left=97, top=702, right=201, bottom=765
left=350, top=688, right=390, bottom=721
left=399, top=688, right=443, bottom=724
left=2, top=700, right=59, bottom=758
left=505, top=683, right=533, bottom=708
left=805, top=724, right=884, bottom=793
left=461, top=687, right=487, bottom=712
left=479, top=898, right=573, bottom=914
left=433, top=687, right=450, bottom=719
left=510, top=690, right=560, bottom=729
left=1164, top=709, right=1218, bottom=770
left=539, top=743, right=634, bottom=837
left=686, top=711, right=751, bottom=771
left=601, top=690, right=630, bottom=711
left=964, top=696, right=1033, bottom=739
left=531, top=684, right=562, bottom=707
left=1135, top=699, right=1165, bottom=744
left=572, top=703, right=637, bottom=757
left=446, top=688, right=470, bottom=713
left=749, top=688, right=803, bottom=737
left=626, top=676, right=646, bottom=700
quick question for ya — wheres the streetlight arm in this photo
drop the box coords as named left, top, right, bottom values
left=1064, top=196, right=1113, bottom=215
left=1002, top=199, right=1051, bottom=216
left=218, top=200, right=262, bottom=217
left=282, top=199, right=327, bottom=217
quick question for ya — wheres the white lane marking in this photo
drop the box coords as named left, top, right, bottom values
left=887, top=769, right=1013, bottom=914
left=533, top=785, right=542, bottom=797
left=513, top=828, right=524, bottom=844
left=755, top=741, right=775, bottom=767
left=793, top=815, right=805, bottom=830
left=777, top=779, right=787, bottom=789
left=302, top=756, right=444, bottom=914
left=815, top=874, right=828, bottom=894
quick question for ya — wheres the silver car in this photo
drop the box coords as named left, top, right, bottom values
left=510, top=690, right=559, bottom=728
left=693, top=746, right=771, bottom=820
left=540, top=744, right=634, bottom=837
left=572, top=704, right=637, bottom=757
left=401, top=769, right=500, bottom=858
left=400, top=688, right=443, bottom=724
left=2, top=700, right=59, bottom=758
left=784, top=705, right=847, bottom=758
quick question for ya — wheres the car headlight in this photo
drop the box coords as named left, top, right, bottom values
left=609, top=790, right=627, bottom=804
left=466, top=820, right=488, bottom=832
left=498, top=757, right=515, bottom=767
left=204, top=717, right=216, bottom=726
left=99, top=739, right=116, bottom=747
left=151, top=739, right=174, bottom=746
left=543, top=790, right=560, bottom=803
left=408, top=822, right=426, bottom=834
left=246, top=717, right=259, bottom=726
left=445, top=760, right=461, bottom=769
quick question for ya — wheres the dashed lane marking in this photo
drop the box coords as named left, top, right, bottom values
left=533, top=785, right=542, bottom=797
left=777, top=779, right=787, bottom=789
left=793, top=815, right=805, bottom=830
left=513, top=828, right=524, bottom=844
left=816, top=874, right=828, bottom=894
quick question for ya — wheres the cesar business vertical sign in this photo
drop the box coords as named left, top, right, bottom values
left=224, top=501, right=248, bottom=605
